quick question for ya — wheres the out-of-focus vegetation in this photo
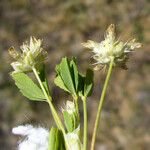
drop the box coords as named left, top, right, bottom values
left=0, top=0, right=149, bottom=149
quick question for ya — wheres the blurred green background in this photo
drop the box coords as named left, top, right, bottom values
left=0, top=0, right=150, bottom=149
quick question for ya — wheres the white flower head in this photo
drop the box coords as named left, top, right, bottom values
left=62, top=101, right=76, bottom=114
left=9, top=37, right=47, bottom=73
left=12, top=124, right=49, bottom=150
left=82, top=24, right=141, bottom=69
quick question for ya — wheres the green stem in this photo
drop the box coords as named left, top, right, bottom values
left=90, top=57, right=114, bottom=150
left=74, top=96, right=80, bottom=121
left=32, top=67, right=65, bottom=134
left=83, top=97, right=88, bottom=150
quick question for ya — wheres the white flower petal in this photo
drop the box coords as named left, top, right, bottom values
left=12, top=124, right=33, bottom=136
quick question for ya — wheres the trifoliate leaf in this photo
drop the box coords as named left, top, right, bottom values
left=11, top=72, right=45, bottom=101
left=54, top=58, right=94, bottom=99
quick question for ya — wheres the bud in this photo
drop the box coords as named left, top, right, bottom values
left=64, top=127, right=82, bottom=150
left=82, top=24, right=141, bottom=69
left=62, top=101, right=79, bottom=132
left=9, top=37, right=47, bottom=73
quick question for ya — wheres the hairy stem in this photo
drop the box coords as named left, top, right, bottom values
left=90, top=57, right=114, bottom=150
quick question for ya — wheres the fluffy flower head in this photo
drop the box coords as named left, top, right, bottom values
left=62, top=100, right=76, bottom=115
left=82, top=24, right=141, bottom=69
left=9, top=37, right=47, bottom=73
left=12, top=124, right=49, bottom=150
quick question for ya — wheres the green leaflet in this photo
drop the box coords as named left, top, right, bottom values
left=54, top=57, right=78, bottom=96
left=78, top=69, right=94, bottom=98
left=70, top=58, right=78, bottom=92
left=84, top=69, right=94, bottom=97
left=48, top=127, right=65, bottom=150
left=60, top=58, right=76, bottom=95
left=54, top=75, right=70, bottom=93
left=11, top=72, right=45, bottom=101
left=63, top=111, right=78, bottom=133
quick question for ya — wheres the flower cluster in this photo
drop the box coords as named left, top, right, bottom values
left=9, top=37, right=47, bottom=73
left=12, top=125, right=49, bottom=150
left=82, top=24, right=141, bottom=69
